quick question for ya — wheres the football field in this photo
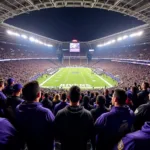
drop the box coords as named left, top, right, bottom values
left=37, top=67, right=117, bottom=89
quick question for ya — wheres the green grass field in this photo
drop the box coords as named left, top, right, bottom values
left=37, top=67, right=118, bottom=89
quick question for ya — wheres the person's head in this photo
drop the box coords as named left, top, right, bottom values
left=61, top=92, right=67, bottom=102
left=0, top=79, right=4, bottom=90
left=96, top=95, right=106, bottom=106
left=53, top=94, right=60, bottom=102
left=87, top=91, right=90, bottom=96
left=95, top=92, right=99, bottom=97
left=44, top=93, right=49, bottom=99
left=104, top=89, right=109, bottom=96
left=131, top=86, right=138, bottom=94
left=22, top=81, right=41, bottom=102
left=91, top=92, right=94, bottom=98
left=112, top=89, right=127, bottom=106
left=83, top=96, right=90, bottom=104
left=7, top=78, right=14, bottom=86
left=13, top=84, right=23, bottom=96
left=141, top=82, right=149, bottom=90
left=69, top=86, right=81, bottom=103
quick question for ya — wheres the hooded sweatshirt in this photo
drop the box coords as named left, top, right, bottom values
left=114, top=122, right=150, bottom=150
left=54, top=105, right=94, bottom=150
left=95, top=105, right=135, bottom=150
left=16, top=101, right=55, bottom=150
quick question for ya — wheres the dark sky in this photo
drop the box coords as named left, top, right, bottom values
left=5, top=8, right=144, bottom=41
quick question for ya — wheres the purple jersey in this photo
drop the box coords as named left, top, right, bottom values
left=114, top=122, right=150, bottom=150
left=54, top=101, right=69, bottom=115
left=0, top=118, right=21, bottom=150
left=0, top=91, right=7, bottom=116
left=16, top=101, right=55, bottom=150
left=95, top=106, right=135, bottom=150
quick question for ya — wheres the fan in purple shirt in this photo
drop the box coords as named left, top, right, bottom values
left=114, top=122, right=150, bottom=150
left=16, top=81, right=55, bottom=150
left=0, top=79, right=7, bottom=116
left=0, top=118, right=21, bottom=150
left=95, top=88, right=135, bottom=150
left=54, top=92, right=69, bottom=115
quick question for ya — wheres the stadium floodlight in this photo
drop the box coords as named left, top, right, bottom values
left=129, top=33, right=137, bottom=37
left=6, top=30, right=13, bottom=35
left=47, top=44, right=53, bottom=47
left=38, top=41, right=43, bottom=44
left=137, top=31, right=143, bottom=36
left=21, top=34, right=28, bottom=39
left=117, top=37, right=123, bottom=41
left=111, top=39, right=116, bottom=43
left=122, top=35, right=128, bottom=39
left=14, top=32, right=20, bottom=37
left=97, top=44, right=103, bottom=47
left=34, top=39, right=40, bottom=43
left=29, top=37, right=35, bottom=42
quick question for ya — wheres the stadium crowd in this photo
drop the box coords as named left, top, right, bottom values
left=0, top=59, right=149, bottom=88
left=0, top=76, right=150, bottom=150
left=0, top=43, right=150, bottom=60
left=0, top=60, right=58, bottom=84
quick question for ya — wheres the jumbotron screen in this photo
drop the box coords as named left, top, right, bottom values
left=70, top=43, right=80, bottom=52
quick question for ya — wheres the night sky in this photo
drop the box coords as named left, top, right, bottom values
left=5, top=8, right=144, bottom=41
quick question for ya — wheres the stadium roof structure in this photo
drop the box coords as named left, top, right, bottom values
left=0, top=0, right=150, bottom=24
left=0, top=22, right=150, bottom=49
left=0, top=0, right=150, bottom=48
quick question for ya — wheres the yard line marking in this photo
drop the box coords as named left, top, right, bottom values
left=40, top=69, right=62, bottom=86
left=95, top=74, right=113, bottom=87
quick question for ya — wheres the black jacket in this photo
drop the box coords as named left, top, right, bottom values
left=91, top=106, right=109, bottom=122
left=137, top=90, right=149, bottom=107
left=41, top=98, right=53, bottom=111
left=134, top=101, right=150, bottom=131
left=54, top=105, right=94, bottom=150
left=5, top=96, right=23, bottom=127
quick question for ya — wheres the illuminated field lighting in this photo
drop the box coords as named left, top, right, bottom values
left=14, top=32, right=20, bottom=37
left=47, top=44, right=53, bottom=47
left=129, top=33, right=137, bottom=37
left=21, top=34, right=28, bottom=39
left=97, top=44, right=103, bottom=47
left=117, top=37, right=123, bottom=41
left=137, top=31, right=143, bottom=36
left=122, top=35, right=128, bottom=39
left=111, top=39, right=116, bottom=43
left=7, top=30, right=13, bottom=35
left=29, top=37, right=35, bottom=42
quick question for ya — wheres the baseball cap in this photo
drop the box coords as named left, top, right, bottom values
left=7, top=78, right=14, bottom=85
left=13, top=84, right=23, bottom=93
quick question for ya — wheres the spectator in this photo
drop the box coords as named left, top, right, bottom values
left=16, top=81, right=54, bottom=150
left=81, top=96, right=93, bottom=111
left=0, top=79, right=7, bottom=116
left=41, top=93, right=53, bottom=111
left=90, top=92, right=94, bottom=105
left=131, top=86, right=138, bottom=110
left=5, top=84, right=24, bottom=127
left=133, top=93, right=150, bottom=131
left=52, top=94, right=61, bottom=110
left=91, top=95, right=109, bottom=122
left=54, top=86, right=94, bottom=150
left=104, top=89, right=112, bottom=107
left=3, top=78, right=14, bottom=97
left=114, top=122, right=150, bottom=150
left=95, top=89, right=135, bottom=150
left=54, top=92, right=69, bottom=115
left=137, top=82, right=149, bottom=107
left=0, top=118, right=21, bottom=150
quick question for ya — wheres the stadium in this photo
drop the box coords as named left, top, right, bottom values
left=0, top=0, right=150, bottom=150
